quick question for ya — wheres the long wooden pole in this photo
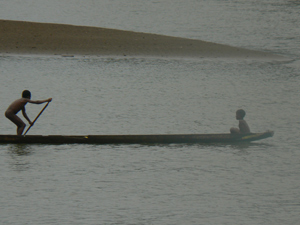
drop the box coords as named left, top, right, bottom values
left=24, top=102, right=50, bottom=136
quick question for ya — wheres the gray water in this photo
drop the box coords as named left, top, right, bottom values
left=0, top=1, right=300, bottom=224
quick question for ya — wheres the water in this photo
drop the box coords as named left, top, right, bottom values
left=0, top=1, right=300, bottom=224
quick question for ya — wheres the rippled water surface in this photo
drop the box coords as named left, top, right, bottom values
left=0, top=1, right=300, bottom=224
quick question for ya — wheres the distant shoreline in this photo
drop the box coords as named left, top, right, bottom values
left=0, top=19, right=285, bottom=60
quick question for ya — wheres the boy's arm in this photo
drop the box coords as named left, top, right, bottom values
left=22, top=107, right=32, bottom=124
left=28, top=98, right=52, bottom=104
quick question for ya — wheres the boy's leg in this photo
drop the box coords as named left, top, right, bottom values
left=230, top=127, right=240, bottom=134
left=16, top=123, right=26, bottom=135
left=5, top=113, right=26, bottom=135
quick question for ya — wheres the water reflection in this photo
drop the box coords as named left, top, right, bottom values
left=8, top=144, right=33, bottom=156
left=287, top=0, right=300, bottom=6
left=8, top=144, right=34, bottom=172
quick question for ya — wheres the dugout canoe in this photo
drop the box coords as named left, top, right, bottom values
left=0, top=131, right=274, bottom=145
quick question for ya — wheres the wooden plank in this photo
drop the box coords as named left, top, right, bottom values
left=0, top=131, right=274, bottom=145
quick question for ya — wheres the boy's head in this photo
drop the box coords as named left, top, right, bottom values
left=236, top=109, right=246, bottom=120
left=22, top=90, right=31, bottom=99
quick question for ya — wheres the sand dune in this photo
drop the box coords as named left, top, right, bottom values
left=0, top=20, right=284, bottom=59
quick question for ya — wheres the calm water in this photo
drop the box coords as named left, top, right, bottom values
left=0, top=1, right=300, bottom=225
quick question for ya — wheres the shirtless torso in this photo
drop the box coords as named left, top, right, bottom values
left=5, top=97, right=52, bottom=135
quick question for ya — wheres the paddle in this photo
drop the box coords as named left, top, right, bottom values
left=24, top=102, right=50, bottom=136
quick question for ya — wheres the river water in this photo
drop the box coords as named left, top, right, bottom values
left=0, top=1, right=300, bottom=224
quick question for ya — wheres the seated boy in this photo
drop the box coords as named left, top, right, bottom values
left=5, top=90, right=52, bottom=135
left=230, top=109, right=250, bottom=134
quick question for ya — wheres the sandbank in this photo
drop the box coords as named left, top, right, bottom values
left=0, top=20, right=284, bottom=60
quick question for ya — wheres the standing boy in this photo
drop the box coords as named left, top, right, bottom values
left=5, top=90, right=52, bottom=135
left=230, top=109, right=250, bottom=134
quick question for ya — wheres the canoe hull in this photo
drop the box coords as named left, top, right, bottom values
left=0, top=131, right=274, bottom=145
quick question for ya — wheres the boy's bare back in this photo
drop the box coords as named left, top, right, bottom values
left=6, top=98, right=30, bottom=114
left=239, top=119, right=250, bottom=133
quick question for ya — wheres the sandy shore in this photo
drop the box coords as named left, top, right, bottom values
left=0, top=20, right=284, bottom=59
